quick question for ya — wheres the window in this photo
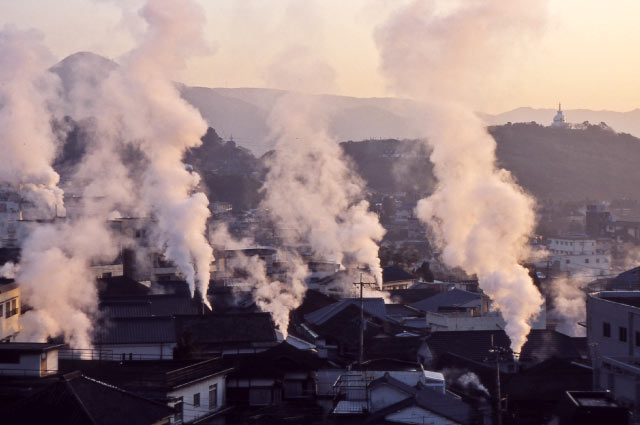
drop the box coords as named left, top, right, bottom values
left=620, top=327, right=628, bottom=342
left=566, top=259, right=570, bottom=264
left=635, top=332, right=640, bottom=347
left=596, top=258, right=600, bottom=263
left=0, top=303, right=3, bottom=318
left=174, top=397, right=183, bottom=423
left=209, top=384, right=218, bottom=410
left=193, top=392, right=200, bottom=408
left=585, top=258, right=589, bottom=263
left=603, top=322, right=611, bottom=337
left=5, top=302, right=9, bottom=318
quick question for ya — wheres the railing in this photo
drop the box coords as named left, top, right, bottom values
left=59, top=348, right=168, bottom=361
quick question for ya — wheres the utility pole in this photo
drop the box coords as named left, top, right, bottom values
left=488, top=334, right=508, bottom=425
left=352, top=270, right=376, bottom=366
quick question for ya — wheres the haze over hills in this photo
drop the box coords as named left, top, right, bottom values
left=51, top=52, right=640, bottom=202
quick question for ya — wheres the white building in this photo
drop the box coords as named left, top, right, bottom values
left=547, top=235, right=611, bottom=277
left=587, top=291, right=640, bottom=418
left=0, top=342, right=65, bottom=377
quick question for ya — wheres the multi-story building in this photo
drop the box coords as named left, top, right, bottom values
left=0, top=280, right=20, bottom=341
left=547, top=235, right=611, bottom=277
left=587, top=291, right=640, bottom=417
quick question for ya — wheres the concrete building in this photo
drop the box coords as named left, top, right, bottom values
left=587, top=291, right=640, bottom=418
left=548, top=235, right=611, bottom=277
left=0, top=280, right=20, bottom=341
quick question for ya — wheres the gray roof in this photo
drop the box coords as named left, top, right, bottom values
left=368, top=373, right=472, bottom=425
left=94, top=317, right=176, bottom=344
left=304, top=298, right=387, bottom=326
left=100, top=295, right=208, bottom=318
left=410, top=288, right=482, bottom=312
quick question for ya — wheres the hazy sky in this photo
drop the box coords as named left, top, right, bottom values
left=1, top=0, right=639, bottom=113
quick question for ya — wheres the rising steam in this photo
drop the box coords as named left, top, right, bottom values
left=262, top=93, right=386, bottom=287
left=375, top=0, right=547, bottom=351
left=0, top=27, right=64, bottom=216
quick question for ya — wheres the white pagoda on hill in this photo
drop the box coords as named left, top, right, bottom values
left=551, top=102, right=568, bottom=128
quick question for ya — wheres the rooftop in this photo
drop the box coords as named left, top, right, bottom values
left=0, top=343, right=67, bottom=353
left=410, top=288, right=483, bottom=313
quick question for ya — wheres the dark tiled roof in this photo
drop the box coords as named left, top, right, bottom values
left=366, top=374, right=473, bottom=425
left=388, top=288, right=441, bottom=305
left=411, top=288, right=482, bottom=312
left=176, top=313, right=277, bottom=344
left=97, top=276, right=150, bottom=297
left=95, top=317, right=177, bottom=344
left=228, top=341, right=325, bottom=378
left=385, top=304, right=423, bottom=317
left=426, top=330, right=512, bottom=363
left=100, top=294, right=208, bottom=318
left=0, top=372, right=174, bottom=425
left=383, top=265, right=415, bottom=283
left=305, top=298, right=387, bottom=326
left=520, top=330, right=584, bottom=363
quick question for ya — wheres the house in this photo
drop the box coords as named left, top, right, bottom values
left=93, top=316, right=177, bottom=360
left=89, top=313, right=279, bottom=361
left=0, top=342, right=66, bottom=377
left=332, top=368, right=478, bottom=424
left=0, top=371, right=175, bottom=425
left=0, top=279, right=20, bottom=341
left=60, top=357, right=233, bottom=424
left=224, top=341, right=326, bottom=423
left=547, top=235, right=611, bottom=277
left=382, top=265, right=417, bottom=290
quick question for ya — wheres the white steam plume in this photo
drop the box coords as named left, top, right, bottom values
left=65, top=0, right=214, bottom=302
left=375, top=0, right=547, bottom=352
left=209, top=224, right=307, bottom=336
left=0, top=262, right=18, bottom=279
left=16, top=218, right=118, bottom=348
left=262, top=93, right=386, bottom=287
left=547, top=275, right=586, bottom=337
left=0, top=27, right=64, bottom=216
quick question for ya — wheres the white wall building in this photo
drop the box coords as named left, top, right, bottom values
left=548, top=236, right=611, bottom=277
left=587, top=291, right=640, bottom=418
left=0, top=343, right=65, bottom=377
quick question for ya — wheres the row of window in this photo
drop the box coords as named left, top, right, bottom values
left=602, top=322, right=640, bottom=346
left=0, top=298, right=19, bottom=319
left=565, top=258, right=608, bottom=264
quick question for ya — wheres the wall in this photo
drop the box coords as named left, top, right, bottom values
left=587, top=293, right=640, bottom=358
left=385, top=406, right=459, bottom=425
left=369, top=385, right=411, bottom=412
left=0, top=286, right=20, bottom=341
left=0, top=352, right=41, bottom=376
left=168, top=374, right=227, bottom=424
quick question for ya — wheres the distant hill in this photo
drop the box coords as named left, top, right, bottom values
left=483, top=106, right=640, bottom=137
left=490, top=122, right=640, bottom=201
left=49, top=52, right=640, bottom=203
